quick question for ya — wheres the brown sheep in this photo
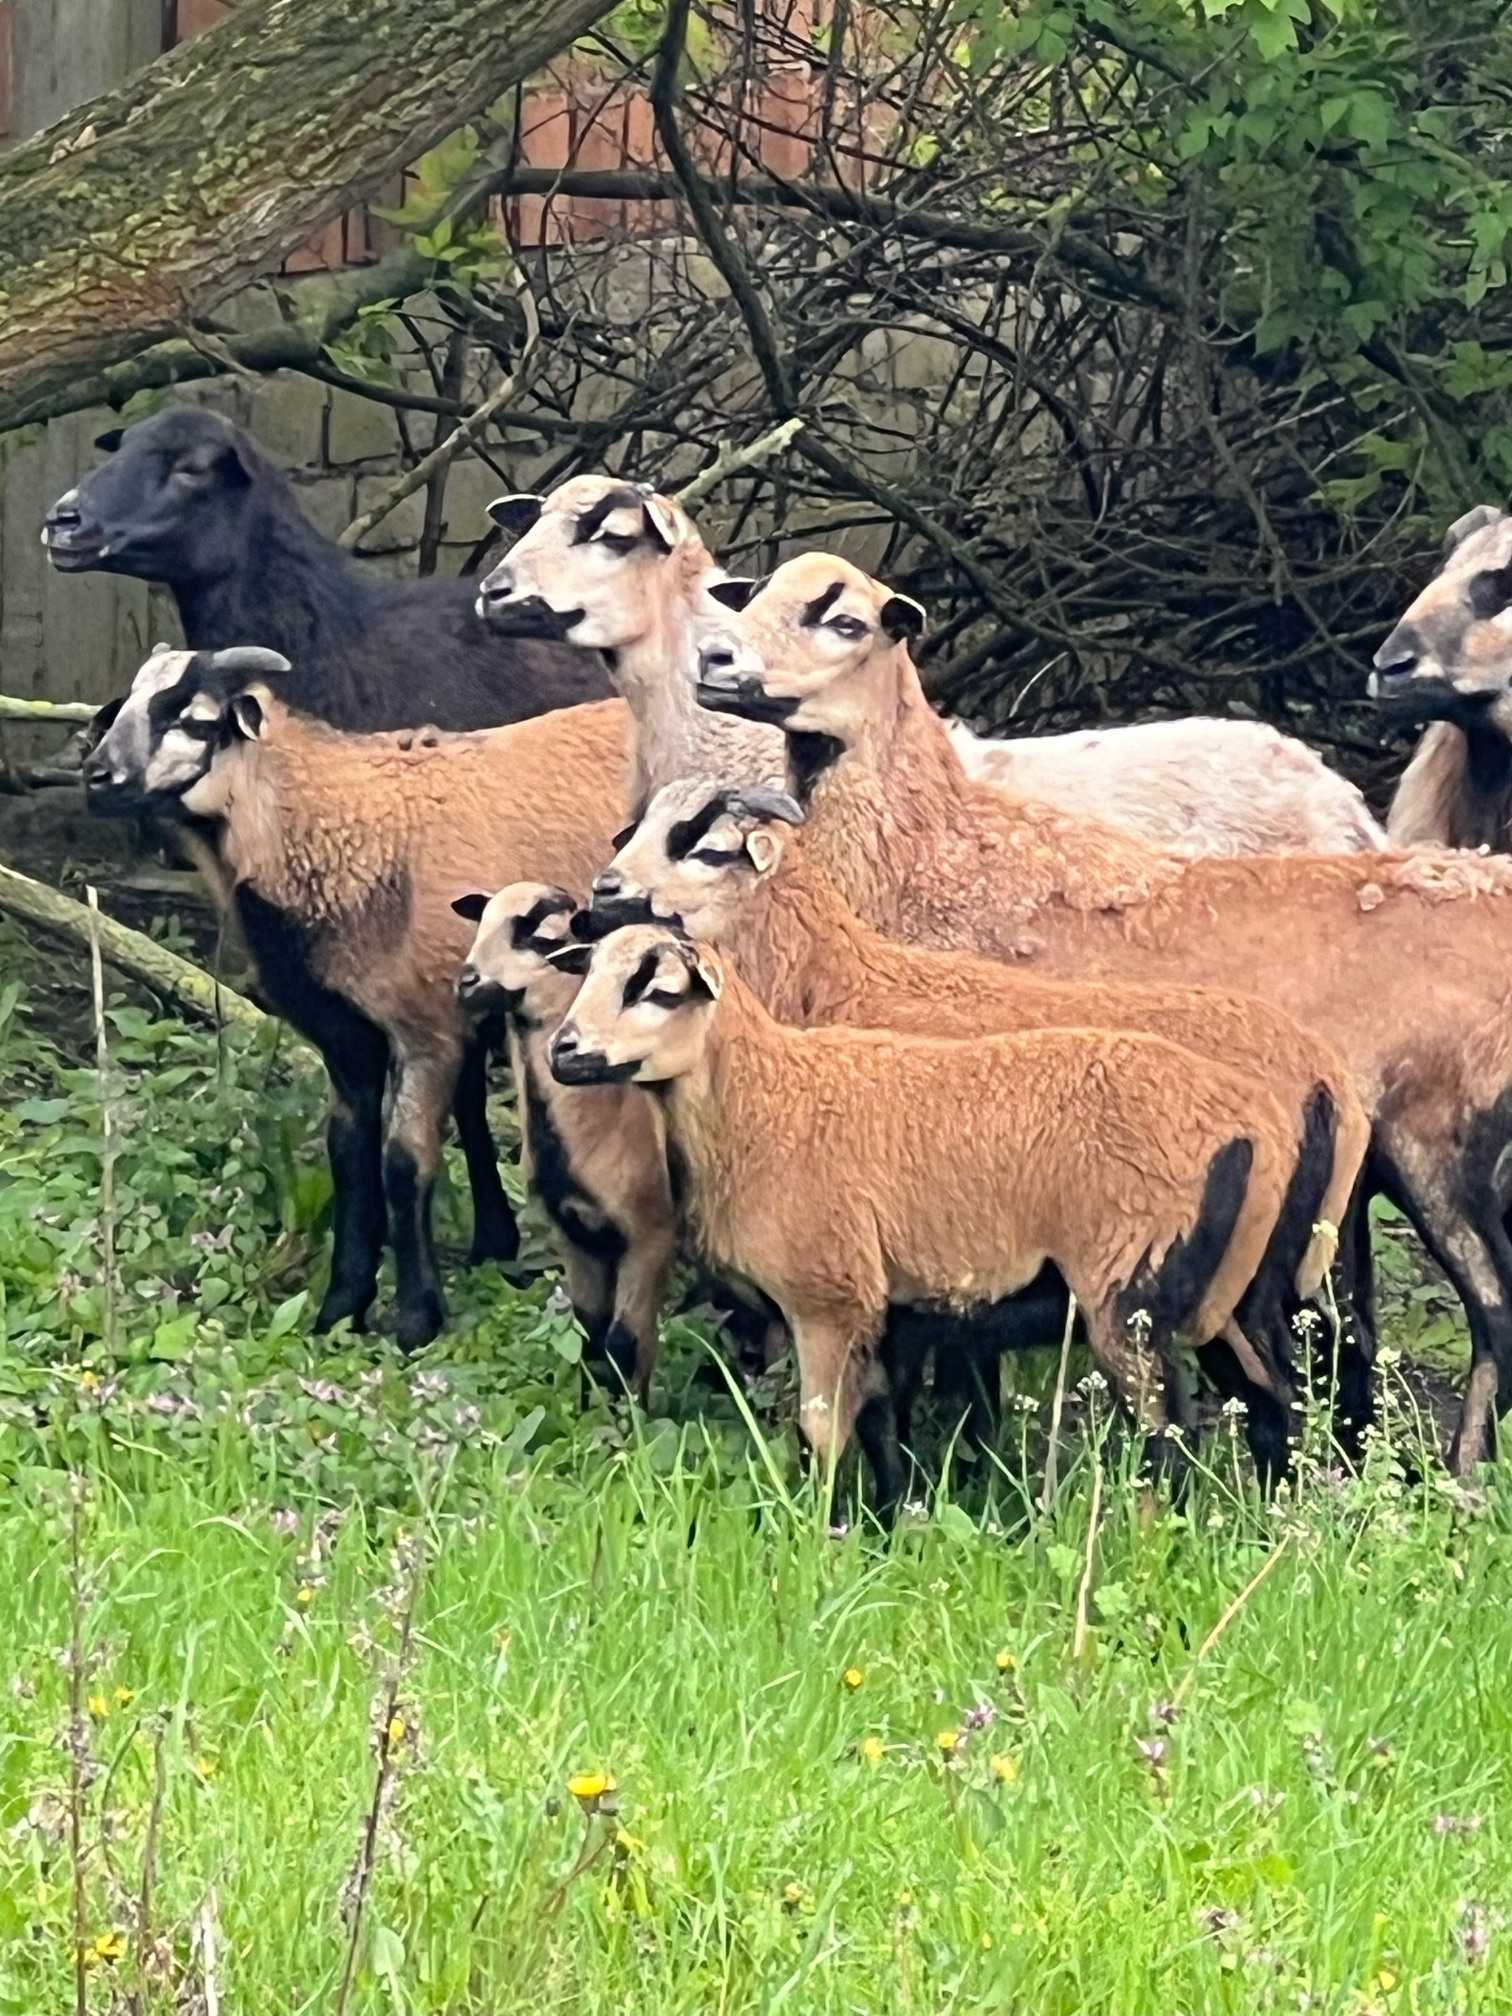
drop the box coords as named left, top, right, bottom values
left=169, top=673, right=628, bottom=1347
left=550, top=925, right=1303, bottom=1511
left=695, top=552, right=1512, bottom=1476
left=590, top=776, right=1375, bottom=1475
left=948, top=717, right=1385, bottom=855
left=452, top=882, right=675, bottom=1398
left=1373, top=505, right=1512, bottom=852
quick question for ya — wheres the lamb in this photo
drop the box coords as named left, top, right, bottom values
left=452, top=882, right=675, bottom=1398
left=590, top=777, right=1373, bottom=1472
left=549, top=924, right=1303, bottom=1510
left=947, top=717, right=1385, bottom=855
left=1373, top=504, right=1512, bottom=853
left=89, top=651, right=628, bottom=1347
left=694, top=552, right=1512, bottom=1475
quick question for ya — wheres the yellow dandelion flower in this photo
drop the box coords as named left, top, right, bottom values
left=842, top=1666, right=865, bottom=1690
left=91, top=1930, right=126, bottom=1963
left=990, top=1752, right=1020, bottom=1784
left=897, top=1888, right=914, bottom=1909
left=979, top=1931, right=994, bottom=1951
left=87, top=1694, right=109, bottom=1721
left=295, top=1584, right=316, bottom=1608
left=935, top=1729, right=959, bottom=1755
left=387, top=1714, right=407, bottom=1747
left=78, top=1371, right=100, bottom=1392
left=113, top=1687, right=134, bottom=1709
left=860, top=1734, right=885, bottom=1767
left=1374, top=1968, right=1399, bottom=1994
left=782, top=1882, right=806, bottom=1910
left=192, top=1756, right=217, bottom=1783
left=994, top=1649, right=1016, bottom=1673
left=568, top=1770, right=616, bottom=1805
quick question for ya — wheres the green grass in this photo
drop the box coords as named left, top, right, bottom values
left=1, top=925, right=1509, bottom=2013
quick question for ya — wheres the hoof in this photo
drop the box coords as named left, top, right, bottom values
left=395, top=1294, right=446, bottom=1354
left=314, top=1285, right=374, bottom=1334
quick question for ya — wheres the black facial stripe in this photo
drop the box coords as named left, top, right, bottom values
left=573, top=488, right=646, bottom=545
left=666, top=793, right=736, bottom=860
left=1468, top=566, right=1512, bottom=621
left=145, top=663, right=206, bottom=728
left=622, top=950, right=662, bottom=1007
left=800, top=583, right=844, bottom=628
left=511, top=892, right=574, bottom=944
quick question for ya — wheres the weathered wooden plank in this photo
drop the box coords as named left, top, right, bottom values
left=1, top=3, right=161, bottom=757
left=12, top=0, right=160, bottom=131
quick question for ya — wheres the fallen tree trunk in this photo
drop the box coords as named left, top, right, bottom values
left=0, top=0, right=620, bottom=431
left=0, top=859, right=295, bottom=1043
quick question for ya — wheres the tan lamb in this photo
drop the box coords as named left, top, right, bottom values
left=550, top=925, right=1305, bottom=1512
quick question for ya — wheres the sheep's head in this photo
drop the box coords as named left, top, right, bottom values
left=590, top=778, right=804, bottom=942
left=695, top=551, right=926, bottom=741
left=451, top=882, right=581, bottom=1019
left=83, top=643, right=291, bottom=817
left=550, top=926, right=723, bottom=1087
left=476, top=474, right=721, bottom=651
left=42, top=407, right=262, bottom=587
left=1372, top=505, right=1512, bottom=732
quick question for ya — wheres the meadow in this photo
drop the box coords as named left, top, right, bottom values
left=0, top=919, right=1507, bottom=2016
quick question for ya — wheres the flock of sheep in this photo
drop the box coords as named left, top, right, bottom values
left=40, top=406, right=1512, bottom=1510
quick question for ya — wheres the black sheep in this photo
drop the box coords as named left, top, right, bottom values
left=43, top=405, right=610, bottom=727
left=51, top=407, right=610, bottom=1325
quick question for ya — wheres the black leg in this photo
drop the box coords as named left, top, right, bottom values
left=385, top=1139, right=447, bottom=1353
left=854, top=1388, right=906, bottom=1526
left=314, top=1051, right=388, bottom=1334
left=453, top=1032, right=519, bottom=1266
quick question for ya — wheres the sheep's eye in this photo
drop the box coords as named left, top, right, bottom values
left=1469, top=568, right=1512, bottom=620
left=594, top=531, right=640, bottom=555
left=170, top=462, right=211, bottom=487
left=829, top=615, right=867, bottom=639
left=692, top=846, right=743, bottom=867
left=648, top=987, right=687, bottom=1009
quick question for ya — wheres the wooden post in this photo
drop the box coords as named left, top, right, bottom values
left=0, top=1, right=162, bottom=762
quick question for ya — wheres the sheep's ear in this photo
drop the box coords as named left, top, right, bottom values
left=1445, top=504, right=1504, bottom=557
left=610, top=819, right=638, bottom=850
left=745, top=829, right=780, bottom=875
left=546, top=944, right=592, bottom=976
left=686, top=946, right=724, bottom=1001
left=641, top=494, right=682, bottom=553
left=88, top=695, right=125, bottom=739
left=707, top=577, right=758, bottom=612
left=488, top=493, right=543, bottom=535
left=94, top=427, right=125, bottom=454
left=228, top=692, right=265, bottom=742
left=451, top=893, right=490, bottom=923
left=878, top=593, right=926, bottom=641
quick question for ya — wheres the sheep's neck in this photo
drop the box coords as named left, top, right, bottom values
left=212, top=728, right=408, bottom=928
left=661, top=981, right=794, bottom=1268
left=731, top=859, right=877, bottom=1024
left=797, top=654, right=977, bottom=936
left=611, top=609, right=785, bottom=813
